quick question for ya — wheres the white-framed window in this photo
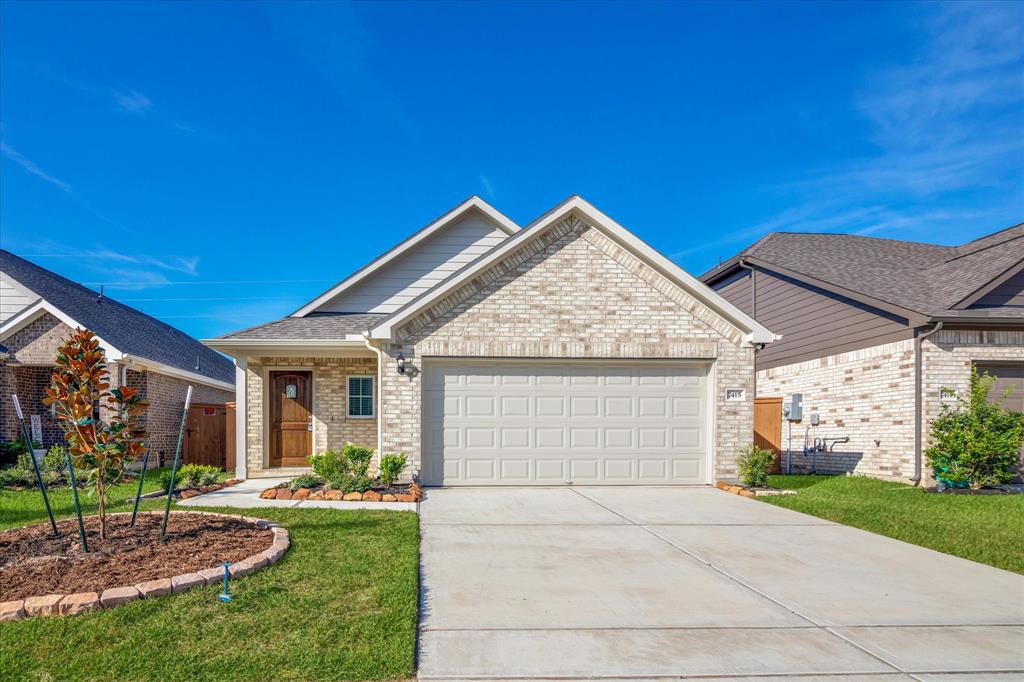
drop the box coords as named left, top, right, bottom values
left=348, top=375, right=374, bottom=418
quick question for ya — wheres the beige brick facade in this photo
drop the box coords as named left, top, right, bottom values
left=757, top=328, right=1023, bottom=480
left=244, top=356, right=378, bottom=473
left=757, top=339, right=917, bottom=477
left=377, top=215, right=757, bottom=480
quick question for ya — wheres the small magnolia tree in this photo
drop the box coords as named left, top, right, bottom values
left=926, top=366, right=1024, bottom=489
left=43, top=328, right=148, bottom=538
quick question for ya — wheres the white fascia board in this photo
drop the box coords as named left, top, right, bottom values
left=201, top=337, right=371, bottom=359
left=0, top=299, right=125, bottom=360
left=369, top=196, right=780, bottom=345
left=120, top=355, right=235, bottom=392
left=290, top=196, right=520, bottom=318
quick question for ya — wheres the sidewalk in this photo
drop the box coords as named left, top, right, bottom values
left=176, top=477, right=417, bottom=511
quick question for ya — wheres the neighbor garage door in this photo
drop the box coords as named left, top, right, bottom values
left=974, top=362, right=1024, bottom=412
left=421, top=360, right=709, bottom=486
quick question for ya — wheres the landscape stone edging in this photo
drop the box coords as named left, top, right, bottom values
left=715, top=480, right=796, bottom=497
left=0, top=511, right=288, bottom=622
left=258, top=481, right=422, bottom=503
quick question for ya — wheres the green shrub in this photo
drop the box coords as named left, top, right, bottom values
left=309, top=450, right=349, bottom=482
left=926, top=366, right=1024, bottom=489
left=737, top=444, right=776, bottom=488
left=290, top=473, right=325, bottom=491
left=342, top=443, right=374, bottom=477
left=339, top=475, right=373, bottom=494
left=162, top=464, right=224, bottom=490
left=379, top=453, right=407, bottom=487
left=1, top=439, right=37, bottom=467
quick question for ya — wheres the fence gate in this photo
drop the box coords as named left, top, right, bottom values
left=184, top=403, right=228, bottom=470
left=754, top=396, right=783, bottom=474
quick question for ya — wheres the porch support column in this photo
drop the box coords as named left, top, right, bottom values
left=234, top=356, right=248, bottom=480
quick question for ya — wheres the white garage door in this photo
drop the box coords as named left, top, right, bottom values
left=421, top=361, right=709, bottom=486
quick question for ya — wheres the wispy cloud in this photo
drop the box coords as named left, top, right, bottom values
left=113, top=90, right=153, bottom=113
left=0, top=142, right=72, bottom=193
left=689, top=2, right=1023, bottom=262
left=479, top=174, right=495, bottom=199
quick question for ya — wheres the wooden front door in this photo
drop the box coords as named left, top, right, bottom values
left=269, top=371, right=312, bottom=468
left=754, top=396, right=783, bottom=474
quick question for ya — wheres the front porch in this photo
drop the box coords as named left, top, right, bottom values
left=237, top=351, right=380, bottom=478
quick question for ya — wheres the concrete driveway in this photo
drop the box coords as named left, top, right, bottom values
left=418, top=486, right=1024, bottom=680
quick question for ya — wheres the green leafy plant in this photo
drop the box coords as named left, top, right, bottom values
left=926, top=366, right=1024, bottom=489
left=379, top=453, right=407, bottom=488
left=339, top=475, right=373, bottom=494
left=309, top=450, right=349, bottom=482
left=43, top=328, right=148, bottom=539
left=2, top=439, right=40, bottom=467
left=737, top=444, right=776, bottom=488
left=343, top=443, right=374, bottom=477
left=164, top=463, right=224, bottom=490
left=290, top=472, right=325, bottom=491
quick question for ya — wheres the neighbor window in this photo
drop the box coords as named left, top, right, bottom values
left=348, top=376, right=374, bottom=418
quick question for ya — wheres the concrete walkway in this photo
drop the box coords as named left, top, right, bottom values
left=417, top=486, right=1024, bottom=680
left=176, top=477, right=417, bottom=511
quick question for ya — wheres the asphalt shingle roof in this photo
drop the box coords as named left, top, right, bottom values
left=701, top=224, right=1024, bottom=318
left=1, top=250, right=234, bottom=384
left=216, top=313, right=388, bottom=340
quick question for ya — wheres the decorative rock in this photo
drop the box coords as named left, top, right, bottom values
left=100, top=586, right=140, bottom=607
left=324, top=490, right=343, bottom=501
left=394, top=493, right=416, bottom=503
left=225, top=479, right=241, bottom=485
left=259, top=488, right=278, bottom=499
left=59, top=592, right=100, bottom=616
left=171, top=573, right=206, bottom=593
left=343, top=492, right=363, bottom=501
left=0, top=600, right=25, bottom=621
left=199, top=485, right=215, bottom=493
left=135, top=578, right=173, bottom=598
left=276, top=488, right=293, bottom=500
left=180, top=489, right=200, bottom=499
left=255, top=519, right=280, bottom=529
left=24, top=594, right=64, bottom=617
left=362, top=490, right=382, bottom=502
left=308, top=490, right=324, bottom=500
left=381, top=493, right=397, bottom=502
left=292, top=488, right=310, bottom=500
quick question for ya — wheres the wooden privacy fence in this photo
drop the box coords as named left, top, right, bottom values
left=754, top=396, right=783, bottom=474
left=183, top=402, right=235, bottom=472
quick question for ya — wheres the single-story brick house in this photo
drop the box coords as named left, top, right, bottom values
left=205, top=196, right=777, bottom=485
left=0, top=250, right=235, bottom=465
left=700, top=224, right=1023, bottom=482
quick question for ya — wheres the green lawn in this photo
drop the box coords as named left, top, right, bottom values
left=762, top=474, right=1024, bottom=575
left=0, top=480, right=419, bottom=681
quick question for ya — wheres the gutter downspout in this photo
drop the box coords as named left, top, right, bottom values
left=737, top=258, right=760, bottom=395
left=913, top=321, right=943, bottom=486
left=362, top=335, right=385, bottom=471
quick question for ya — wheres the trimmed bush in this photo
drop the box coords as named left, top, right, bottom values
left=737, top=444, right=776, bottom=488
left=163, top=463, right=224, bottom=490
left=290, top=473, right=325, bottom=491
left=379, top=453, right=407, bottom=488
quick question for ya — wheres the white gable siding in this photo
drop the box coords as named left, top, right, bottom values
left=315, top=214, right=508, bottom=314
left=0, top=272, right=38, bottom=324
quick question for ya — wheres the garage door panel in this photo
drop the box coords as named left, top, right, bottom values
left=422, top=361, right=709, bottom=486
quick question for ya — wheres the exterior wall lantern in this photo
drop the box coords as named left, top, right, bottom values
left=397, top=353, right=406, bottom=375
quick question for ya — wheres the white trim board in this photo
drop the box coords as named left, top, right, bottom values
left=369, top=195, right=779, bottom=345
left=291, top=196, right=520, bottom=318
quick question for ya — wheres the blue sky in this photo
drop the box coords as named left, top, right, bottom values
left=1, top=0, right=1021, bottom=340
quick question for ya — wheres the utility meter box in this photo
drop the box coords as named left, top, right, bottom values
left=785, top=393, right=803, bottom=421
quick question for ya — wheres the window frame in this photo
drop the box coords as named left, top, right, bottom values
left=347, top=375, right=375, bottom=419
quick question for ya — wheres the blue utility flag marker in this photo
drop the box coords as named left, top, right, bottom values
left=219, top=561, right=233, bottom=603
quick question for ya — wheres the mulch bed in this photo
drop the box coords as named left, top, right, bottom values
left=0, top=513, right=273, bottom=601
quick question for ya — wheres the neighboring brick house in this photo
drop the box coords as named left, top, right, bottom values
left=701, top=225, right=1024, bottom=482
left=205, top=196, right=777, bottom=484
left=0, top=250, right=234, bottom=466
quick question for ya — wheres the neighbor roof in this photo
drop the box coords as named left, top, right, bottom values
left=700, top=223, right=1024, bottom=320
left=215, top=313, right=388, bottom=340
left=0, top=250, right=234, bottom=385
